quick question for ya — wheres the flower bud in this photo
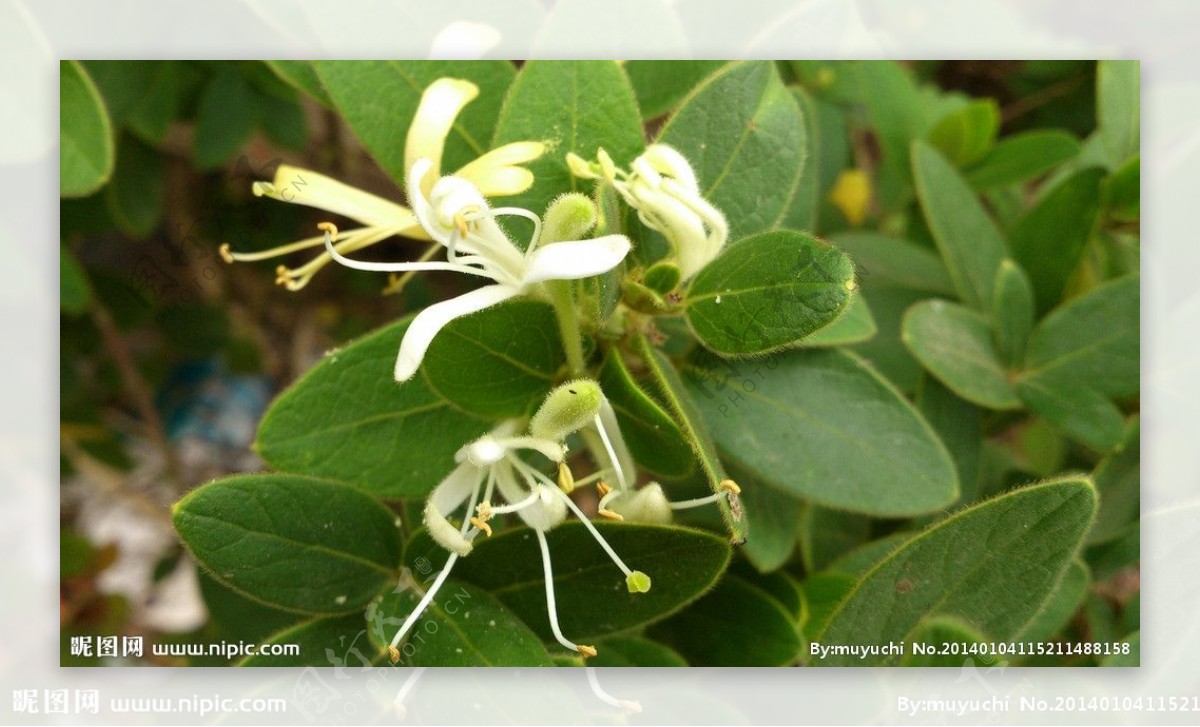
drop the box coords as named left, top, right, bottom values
left=530, top=379, right=603, bottom=442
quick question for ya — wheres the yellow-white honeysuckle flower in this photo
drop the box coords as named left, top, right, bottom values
left=568, top=143, right=728, bottom=280
left=387, top=381, right=650, bottom=663
left=219, top=77, right=545, bottom=291
left=325, top=158, right=631, bottom=382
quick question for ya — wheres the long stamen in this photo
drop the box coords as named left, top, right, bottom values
left=669, top=479, right=740, bottom=510
left=383, top=241, right=442, bottom=296
left=488, top=488, right=542, bottom=515
left=388, top=552, right=459, bottom=661
left=219, top=234, right=329, bottom=263
left=490, top=206, right=543, bottom=257
left=585, top=668, right=642, bottom=714
left=535, top=528, right=596, bottom=658
left=592, top=414, right=628, bottom=490
left=275, top=225, right=405, bottom=290
left=494, top=436, right=565, bottom=464
left=549, top=486, right=634, bottom=578
left=322, top=225, right=499, bottom=280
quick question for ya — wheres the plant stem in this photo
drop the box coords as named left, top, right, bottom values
left=548, top=280, right=587, bottom=376
left=89, top=297, right=180, bottom=485
left=633, top=333, right=747, bottom=543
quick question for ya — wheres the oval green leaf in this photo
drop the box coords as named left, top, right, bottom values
left=684, top=230, right=855, bottom=356
left=912, top=140, right=1009, bottom=310
left=902, top=299, right=1021, bottom=410
left=173, top=474, right=403, bottom=615
left=925, top=99, right=1000, bottom=168
left=648, top=574, right=801, bottom=666
left=422, top=299, right=564, bottom=419
left=815, top=478, right=1097, bottom=665
left=683, top=347, right=959, bottom=516
left=597, top=351, right=694, bottom=478
left=406, top=522, right=730, bottom=644
left=492, top=60, right=644, bottom=217
left=314, top=60, right=515, bottom=185
left=240, top=615, right=381, bottom=667
left=255, top=316, right=489, bottom=498
left=60, top=60, right=114, bottom=197
left=657, top=61, right=805, bottom=240
left=370, top=579, right=554, bottom=666
left=965, top=130, right=1081, bottom=190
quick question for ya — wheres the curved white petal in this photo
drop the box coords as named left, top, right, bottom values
left=642, top=144, right=699, bottom=191
left=521, top=235, right=631, bottom=285
left=517, top=486, right=568, bottom=532
left=406, top=79, right=479, bottom=195
left=394, top=284, right=518, bottom=381
left=424, top=461, right=481, bottom=557
left=256, top=164, right=416, bottom=231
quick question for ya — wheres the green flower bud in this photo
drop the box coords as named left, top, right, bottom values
left=530, top=379, right=603, bottom=442
left=542, top=193, right=598, bottom=244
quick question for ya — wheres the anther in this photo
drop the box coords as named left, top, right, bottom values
left=596, top=481, right=612, bottom=497
left=719, top=479, right=742, bottom=495
left=577, top=644, right=598, bottom=658
left=389, top=646, right=401, bottom=664
left=218, top=243, right=234, bottom=263
left=317, top=221, right=339, bottom=238
left=557, top=462, right=575, bottom=493
left=469, top=517, right=492, bottom=537
left=453, top=212, right=470, bottom=238
left=598, top=508, right=624, bottom=522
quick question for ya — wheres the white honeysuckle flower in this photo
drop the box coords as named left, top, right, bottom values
left=219, top=77, right=545, bottom=291
left=325, top=158, right=631, bottom=382
left=387, top=381, right=651, bottom=663
left=568, top=143, right=728, bottom=280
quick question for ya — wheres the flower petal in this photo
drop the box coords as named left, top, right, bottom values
left=424, top=461, right=481, bottom=557
left=455, top=141, right=545, bottom=196
left=256, top=164, right=420, bottom=233
left=405, top=79, right=479, bottom=195
left=394, top=284, right=518, bottom=381
left=521, top=235, right=631, bottom=285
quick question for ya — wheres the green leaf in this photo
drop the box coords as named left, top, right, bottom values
left=925, top=99, right=1000, bottom=168
left=648, top=573, right=801, bottom=666
left=1016, top=377, right=1126, bottom=452
left=240, top=614, right=381, bottom=667
left=1096, top=60, right=1139, bottom=166
left=1103, top=154, right=1139, bottom=222
left=1021, top=273, right=1139, bottom=398
left=965, top=130, right=1081, bottom=190
left=797, top=293, right=876, bottom=347
left=734, top=462, right=801, bottom=572
left=104, top=134, right=166, bottom=237
left=683, top=348, right=958, bottom=516
left=991, top=260, right=1035, bottom=367
left=597, top=351, right=694, bottom=479
left=902, top=616, right=992, bottom=667
left=1100, top=632, right=1139, bottom=667
left=854, top=61, right=928, bottom=186
left=624, top=60, right=726, bottom=120
left=781, top=87, right=823, bottom=232
left=1088, top=417, right=1140, bottom=544
left=912, top=140, right=1009, bottom=309
left=173, top=474, right=402, bottom=615
left=194, top=65, right=263, bottom=169
left=590, top=636, right=688, bottom=667
left=407, top=522, right=730, bottom=644
left=684, top=230, right=855, bottom=356
left=370, top=579, right=553, bottom=666
left=816, top=478, right=1096, bottom=664
left=493, top=61, right=643, bottom=217
left=1010, top=167, right=1105, bottom=314
left=263, top=60, right=333, bottom=108
left=799, top=506, right=871, bottom=574
left=256, top=316, right=489, bottom=499
left=421, top=300, right=564, bottom=419
left=800, top=572, right=856, bottom=643
left=830, top=232, right=955, bottom=296
left=124, top=61, right=190, bottom=144
left=902, top=299, right=1021, bottom=410
left=1014, top=560, right=1089, bottom=644
left=916, top=377, right=982, bottom=506
left=60, top=245, right=91, bottom=316
left=657, top=61, right=806, bottom=240
left=635, top=337, right=745, bottom=541
left=314, top=61, right=515, bottom=185
left=850, top=288, right=930, bottom=392
left=825, top=532, right=912, bottom=577
left=60, top=61, right=114, bottom=197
